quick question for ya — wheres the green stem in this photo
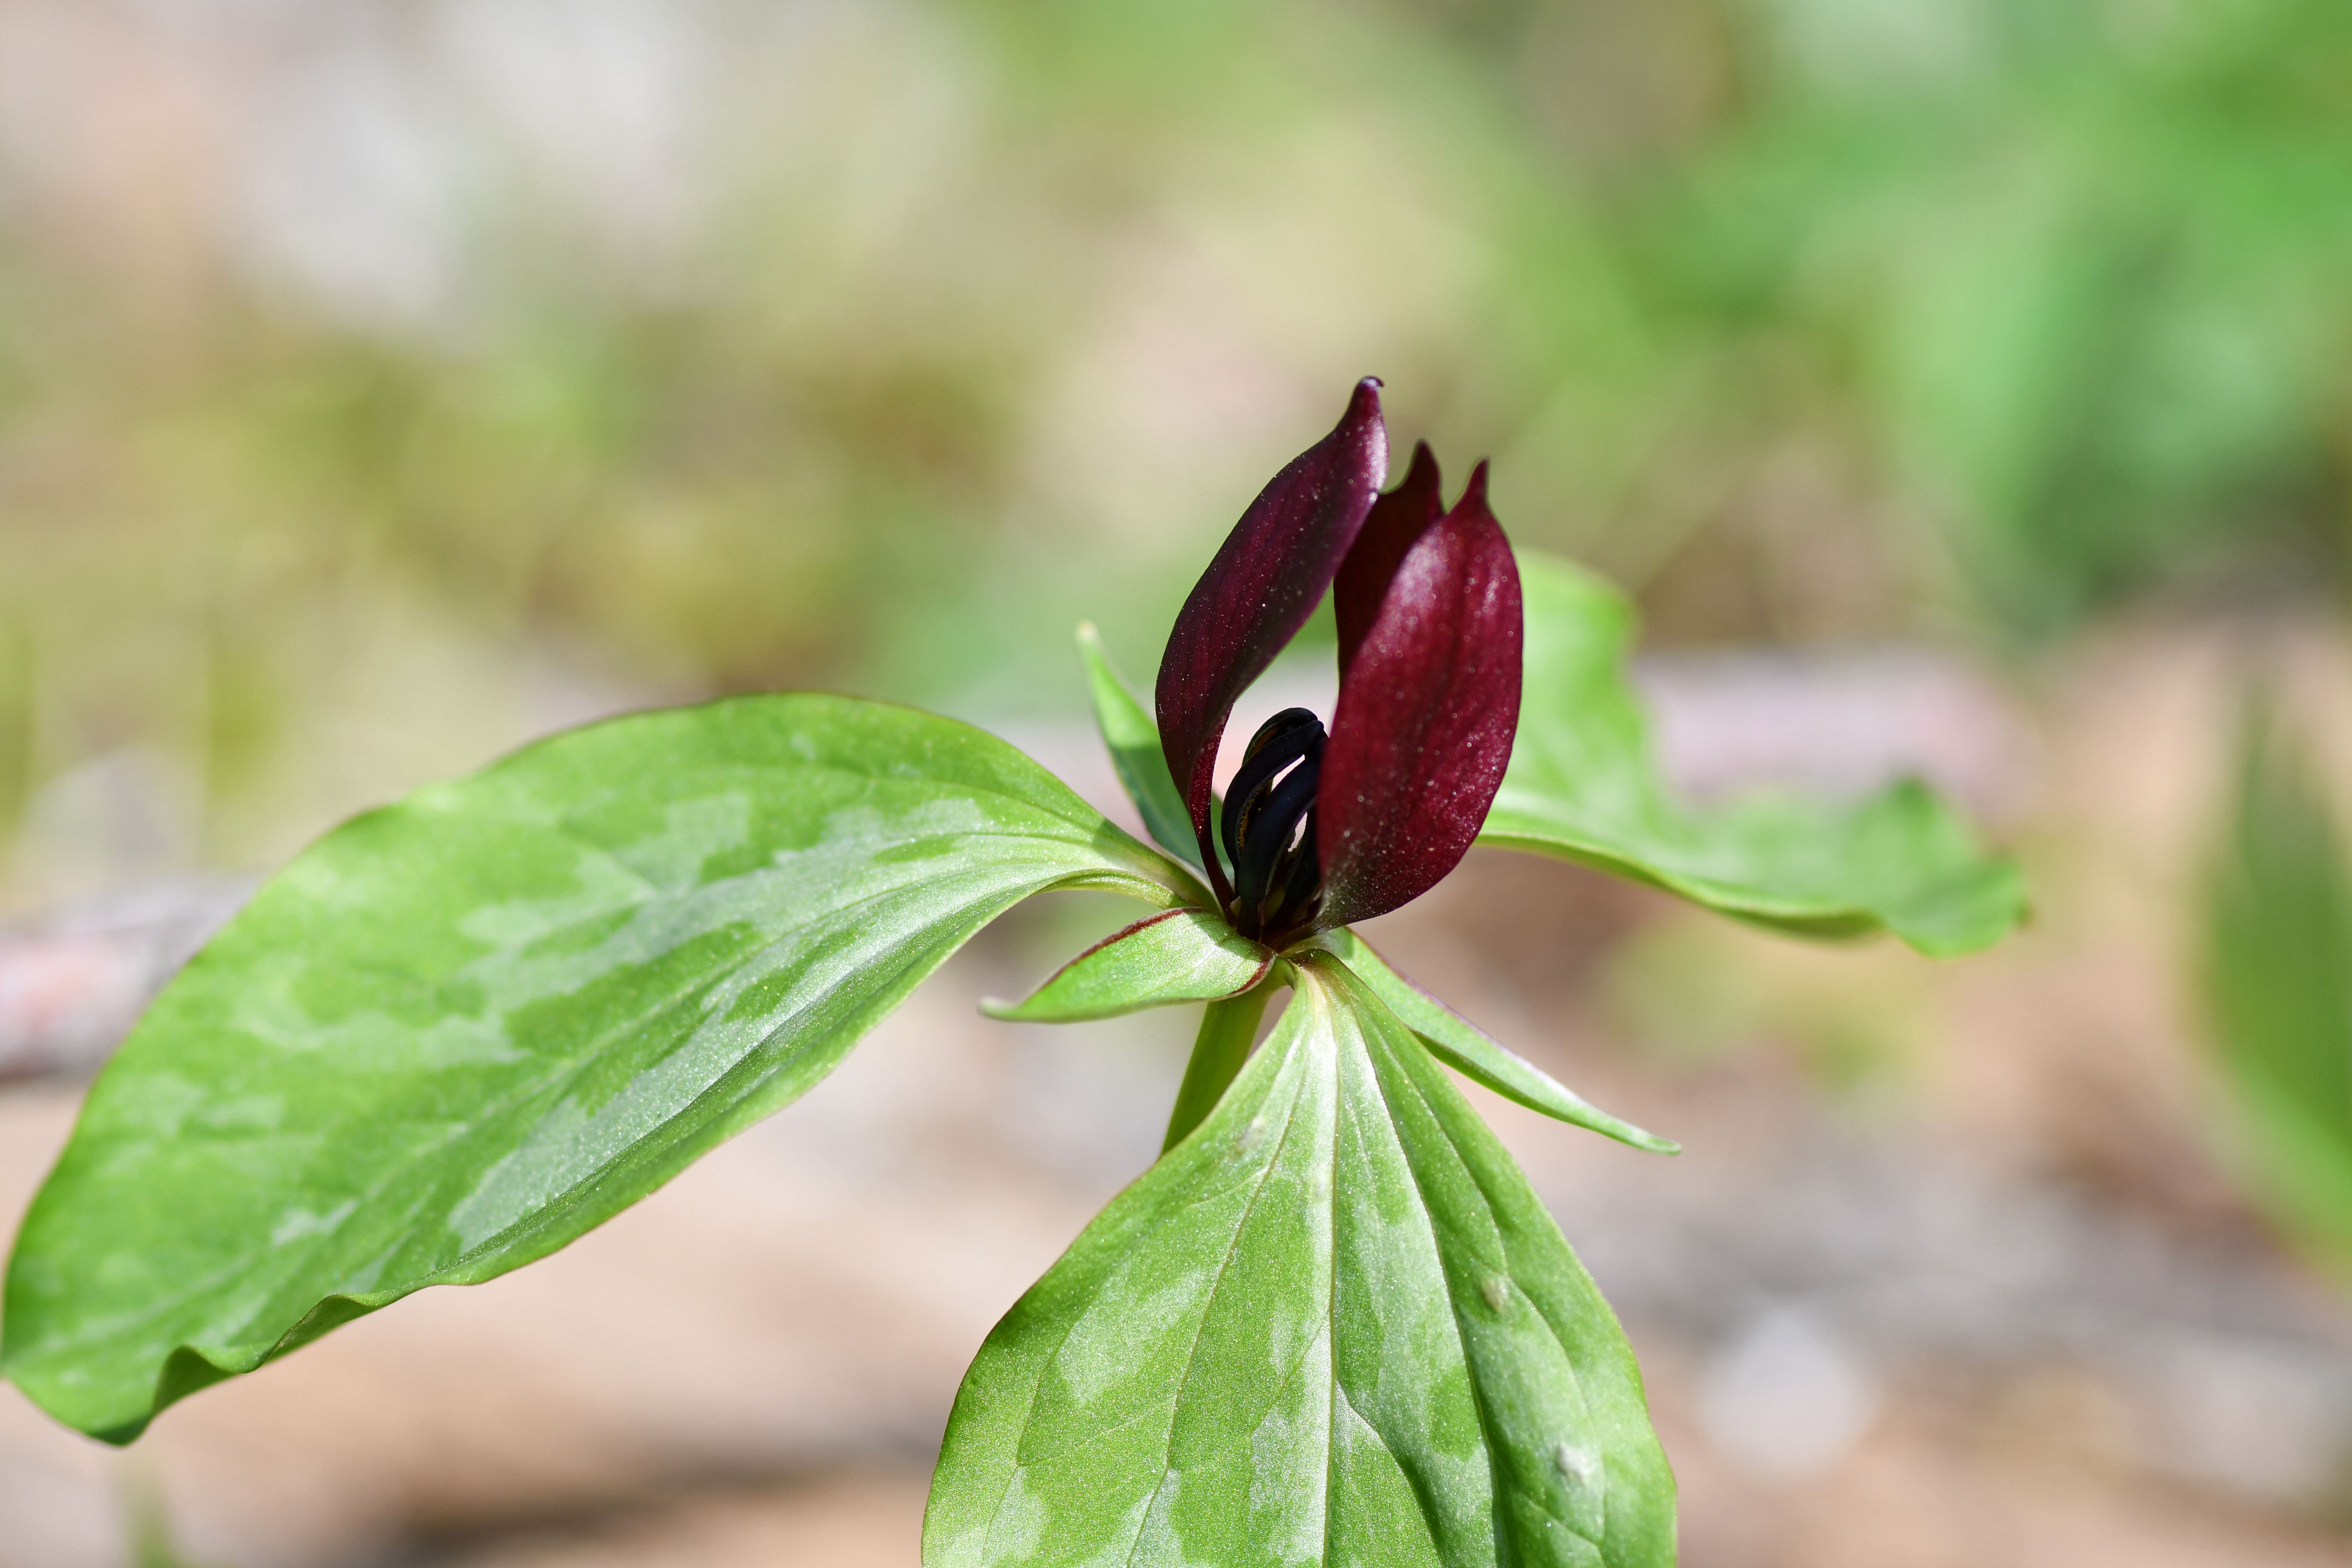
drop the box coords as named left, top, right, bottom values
left=1162, top=981, right=1277, bottom=1152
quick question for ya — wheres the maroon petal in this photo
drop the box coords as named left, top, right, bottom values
left=1315, top=462, right=1522, bottom=928
left=1156, top=379, right=1388, bottom=897
left=1334, top=440, right=1443, bottom=679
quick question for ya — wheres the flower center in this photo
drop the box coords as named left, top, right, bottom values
left=1219, top=707, right=1325, bottom=942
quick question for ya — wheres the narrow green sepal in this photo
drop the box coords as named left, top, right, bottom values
left=983, top=908, right=1272, bottom=1024
left=1077, top=622, right=1204, bottom=873
left=1314, top=928, right=1678, bottom=1155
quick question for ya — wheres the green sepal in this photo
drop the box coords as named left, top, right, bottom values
left=983, top=909, right=1272, bottom=1024
left=1313, top=928, right=1677, bottom=1155
left=924, top=952, right=1676, bottom=1568
left=1482, top=550, right=2027, bottom=957
left=1077, top=622, right=1205, bottom=874
left=2, top=694, right=1196, bottom=1444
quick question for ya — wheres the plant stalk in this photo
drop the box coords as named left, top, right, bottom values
left=1161, top=981, right=1276, bottom=1152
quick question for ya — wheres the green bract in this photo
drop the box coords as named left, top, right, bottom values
left=926, top=954, right=1674, bottom=1568
left=1, top=695, right=1192, bottom=1442
left=1, top=531, right=2021, bottom=1568
left=1484, top=552, right=2027, bottom=957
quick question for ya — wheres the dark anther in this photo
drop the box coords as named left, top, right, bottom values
left=1219, top=708, right=1327, bottom=941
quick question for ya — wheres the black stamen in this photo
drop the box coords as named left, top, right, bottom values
left=1220, top=709, right=1322, bottom=862
left=1219, top=707, right=1327, bottom=941
left=1262, top=804, right=1323, bottom=939
left=1234, top=757, right=1320, bottom=915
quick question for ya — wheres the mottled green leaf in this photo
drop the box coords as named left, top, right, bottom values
left=1160, top=987, right=1280, bottom=1154
left=2, top=694, right=1195, bottom=1443
left=1314, top=930, right=1676, bottom=1156
left=2205, top=710, right=2352, bottom=1269
left=983, top=909, right=1272, bottom=1023
left=1078, top=621, right=1205, bottom=874
left=926, top=952, right=1675, bottom=1568
left=1481, top=551, right=2025, bottom=957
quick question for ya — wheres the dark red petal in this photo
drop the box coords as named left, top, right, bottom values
left=1334, top=440, right=1442, bottom=679
left=1315, top=462, right=1522, bottom=928
left=1155, top=378, right=1388, bottom=896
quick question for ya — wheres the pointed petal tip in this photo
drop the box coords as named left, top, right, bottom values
left=1458, top=459, right=1490, bottom=509
left=1155, top=378, right=1395, bottom=897
left=1339, top=378, right=1389, bottom=483
left=1316, top=465, right=1525, bottom=927
left=1334, top=439, right=1445, bottom=677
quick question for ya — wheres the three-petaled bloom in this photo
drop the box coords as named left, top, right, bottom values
left=1156, top=377, right=1524, bottom=946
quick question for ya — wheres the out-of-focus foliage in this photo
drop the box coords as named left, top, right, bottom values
left=2, top=0, right=2348, bottom=889
left=2205, top=706, right=2352, bottom=1273
left=1614, top=0, right=2352, bottom=638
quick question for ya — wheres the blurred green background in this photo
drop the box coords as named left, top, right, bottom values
left=9, top=0, right=2351, bottom=892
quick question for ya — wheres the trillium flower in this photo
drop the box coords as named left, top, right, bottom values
left=1157, top=377, right=1524, bottom=945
